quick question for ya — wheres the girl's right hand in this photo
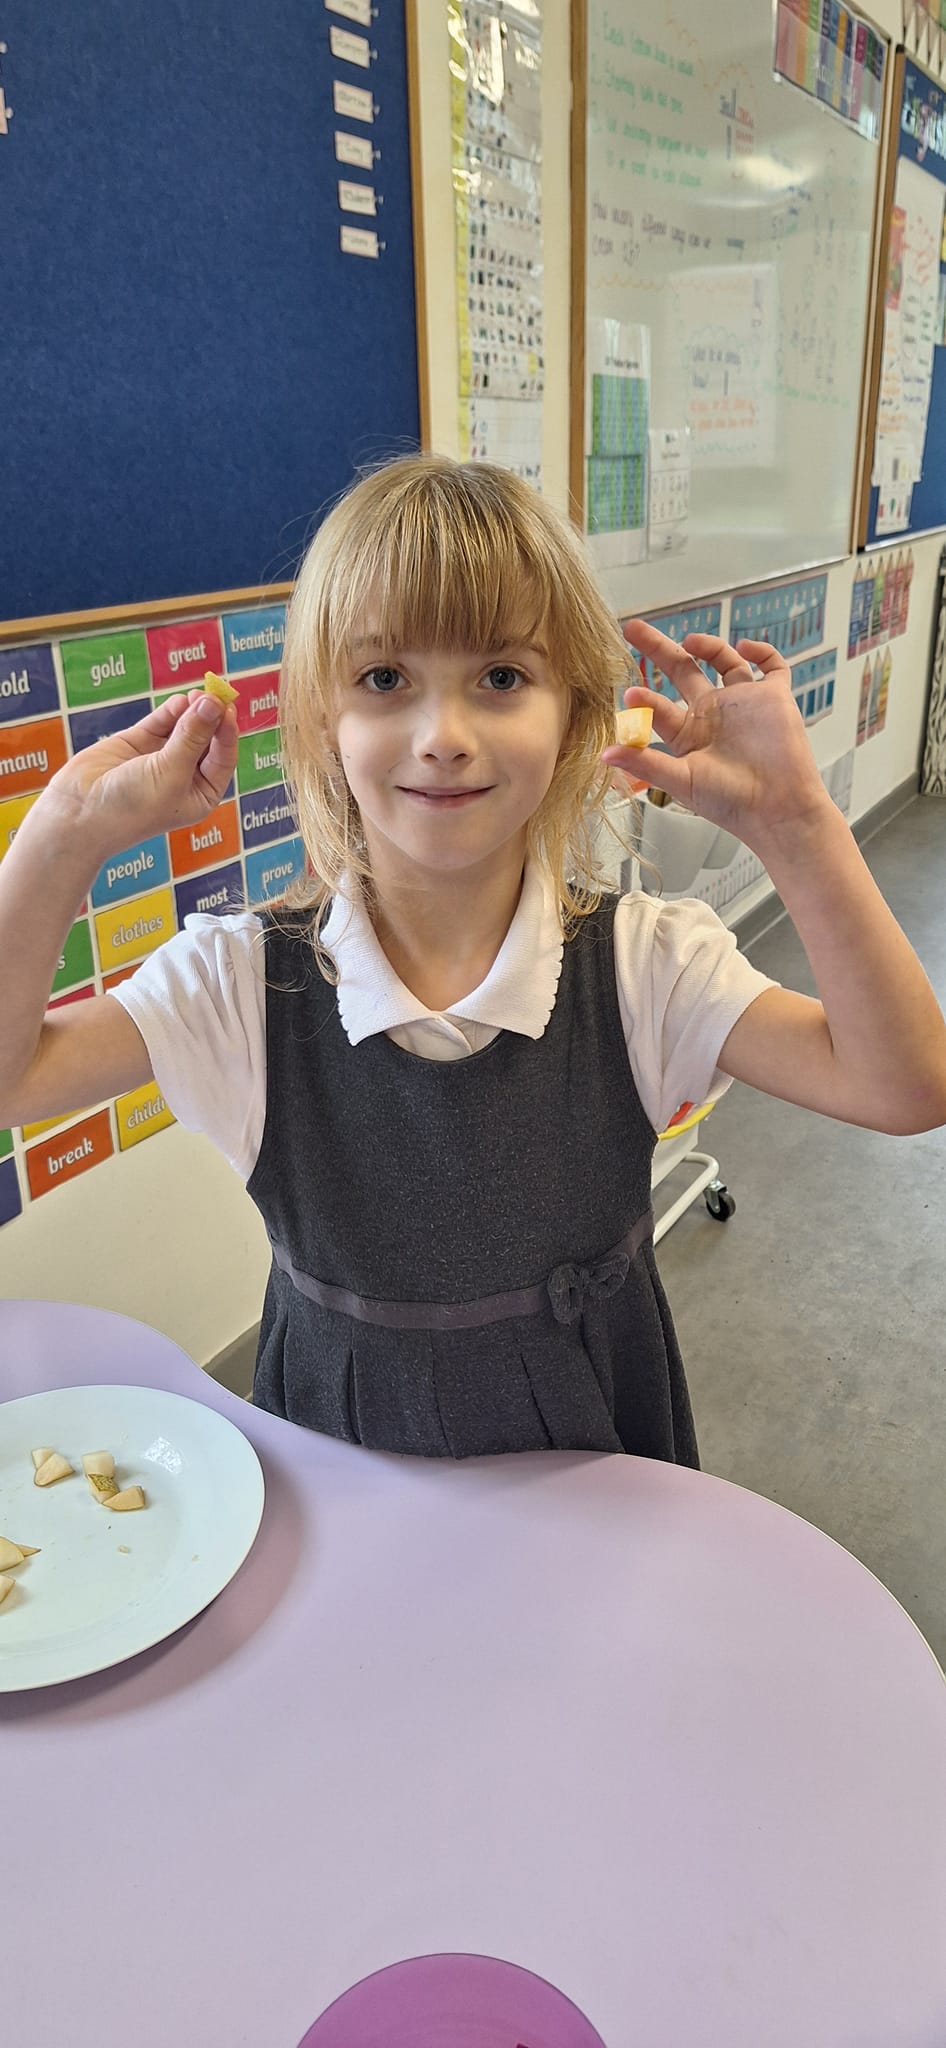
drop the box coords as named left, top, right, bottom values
left=44, top=692, right=239, bottom=854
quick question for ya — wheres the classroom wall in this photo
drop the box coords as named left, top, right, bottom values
left=2, top=0, right=940, bottom=1365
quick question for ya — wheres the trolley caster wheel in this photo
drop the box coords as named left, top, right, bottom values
left=705, top=1181, right=736, bottom=1222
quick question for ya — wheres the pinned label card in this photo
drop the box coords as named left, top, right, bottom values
left=245, top=836, right=305, bottom=904
left=240, top=782, right=296, bottom=849
left=0, top=715, right=69, bottom=800
left=325, top=0, right=371, bottom=23
left=146, top=619, right=225, bottom=692
left=223, top=607, right=286, bottom=674
left=168, top=799, right=241, bottom=878
left=0, top=644, right=59, bottom=723
left=69, top=696, right=150, bottom=753
left=340, top=224, right=379, bottom=258
left=236, top=729, right=284, bottom=795
left=115, top=1081, right=175, bottom=1151
left=91, top=834, right=171, bottom=910
left=333, top=79, right=374, bottom=122
left=230, top=669, right=281, bottom=735
left=174, top=859, right=245, bottom=924
left=94, top=888, right=176, bottom=970
left=26, top=1109, right=114, bottom=1200
left=330, top=25, right=371, bottom=65
left=61, top=631, right=150, bottom=709
left=335, top=130, right=374, bottom=168
left=338, top=178, right=376, bottom=215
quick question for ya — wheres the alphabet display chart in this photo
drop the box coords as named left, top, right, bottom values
left=0, top=606, right=301, bottom=1230
left=450, top=0, right=545, bottom=487
left=856, top=643, right=894, bottom=744
left=729, top=573, right=828, bottom=658
left=789, top=647, right=837, bottom=727
left=848, top=548, right=914, bottom=656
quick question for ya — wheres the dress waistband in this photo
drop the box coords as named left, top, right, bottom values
left=269, top=1210, right=654, bottom=1332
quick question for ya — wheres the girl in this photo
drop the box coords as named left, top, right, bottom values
left=2, top=456, right=945, bottom=1463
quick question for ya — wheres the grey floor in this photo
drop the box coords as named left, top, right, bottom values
left=655, top=794, right=946, bottom=1669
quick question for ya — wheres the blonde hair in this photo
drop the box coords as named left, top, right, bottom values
left=276, top=453, right=636, bottom=974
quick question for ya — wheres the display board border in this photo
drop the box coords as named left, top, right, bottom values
left=857, top=45, right=946, bottom=548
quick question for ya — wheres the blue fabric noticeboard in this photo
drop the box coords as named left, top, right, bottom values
left=866, top=57, right=946, bottom=546
left=3, top=3, right=420, bottom=621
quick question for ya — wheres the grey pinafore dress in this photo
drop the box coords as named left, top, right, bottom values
left=246, top=895, right=698, bottom=1465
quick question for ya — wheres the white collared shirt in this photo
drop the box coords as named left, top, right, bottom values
left=112, top=864, right=775, bottom=1180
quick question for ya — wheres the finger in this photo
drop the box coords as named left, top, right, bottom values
left=162, top=695, right=228, bottom=791
left=193, top=710, right=239, bottom=804
left=733, top=637, right=791, bottom=677
left=615, top=688, right=689, bottom=750
left=107, top=694, right=191, bottom=757
left=601, top=742, right=694, bottom=807
left=679, top=633, right=758, bottom=685
left=621, top=618, right=711, bottom=704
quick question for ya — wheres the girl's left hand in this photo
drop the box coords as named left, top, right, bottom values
left=601, top=619, right=831, bottom=849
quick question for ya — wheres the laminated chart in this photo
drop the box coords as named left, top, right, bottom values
left=729, top=574, right=828, bottom=658
left=789, top=649, right=837, bottom=728
left=450, top=0, right=544, bottom=485
left=848, top=549, right=914, bottom=656
left=857, top=646, right=894, bottom=745
left=0, top=608, right=303, bottom=1229
left=584, top=319, right=650, bottom=571
left=773, top=2, right=886, bottom=140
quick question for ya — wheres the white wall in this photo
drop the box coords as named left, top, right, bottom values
left=2, top=0, right=939, bottom=1363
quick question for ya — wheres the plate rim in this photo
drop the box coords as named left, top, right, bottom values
left=0, top=1382, right=265, bottom=1692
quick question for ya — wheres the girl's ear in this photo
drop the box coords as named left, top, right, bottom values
left=317, top=718, right=339, bottom=764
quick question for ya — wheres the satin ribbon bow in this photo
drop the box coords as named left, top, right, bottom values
left=547, top=1252, right=630, bottom=1326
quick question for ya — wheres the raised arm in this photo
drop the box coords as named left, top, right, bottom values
left=602, top=623, right=946, bottom=1136
left=0, top=691, right=238, bottom=1129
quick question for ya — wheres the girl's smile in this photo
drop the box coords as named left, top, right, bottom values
left=398, top=784, right=493, bottom=805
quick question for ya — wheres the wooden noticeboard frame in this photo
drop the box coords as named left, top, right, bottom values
left=856, top=46, right=907, bottom=551
left=568, top=0, right=588, bottom=535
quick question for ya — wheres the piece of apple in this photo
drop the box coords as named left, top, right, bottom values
left=33, top=1452, right=73, bottom=1487
left=107, top=1486, right=146, bottom=1513
left=614, top=706, right=654, bottom=749
left=87, top=1473, right=120, bottom=1504
left=203, top=669, right=239, bottom=708
left=82, top=1451, right=115, bottom=1479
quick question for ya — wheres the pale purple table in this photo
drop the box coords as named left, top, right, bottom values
left=3, top=1299, right=946, bottom=2048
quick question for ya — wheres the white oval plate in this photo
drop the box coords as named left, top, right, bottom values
left=0, top=1385, right=265, bottom=1691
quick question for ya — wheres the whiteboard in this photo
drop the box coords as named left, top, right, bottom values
left=578, top=0, right=885, bottom=612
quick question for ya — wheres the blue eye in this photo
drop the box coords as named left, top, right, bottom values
left=361, top=667, right=402, bottom=693
left=484, top=665, right=522, bottom=692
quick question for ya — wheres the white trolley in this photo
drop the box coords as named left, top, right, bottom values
left=652, top=1100, right=736, bottom=1245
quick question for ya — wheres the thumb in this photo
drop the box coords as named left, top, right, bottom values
left=166, top=695, right=223, bottom=759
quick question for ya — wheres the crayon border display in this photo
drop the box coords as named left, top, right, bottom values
left=0, top=606, right=303, bottom=1228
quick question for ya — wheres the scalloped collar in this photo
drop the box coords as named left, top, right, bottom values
left=323, top=861, right=565, bottom=1048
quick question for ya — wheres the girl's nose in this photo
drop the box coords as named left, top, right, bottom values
left=416, top=703, right=473, bottom=759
